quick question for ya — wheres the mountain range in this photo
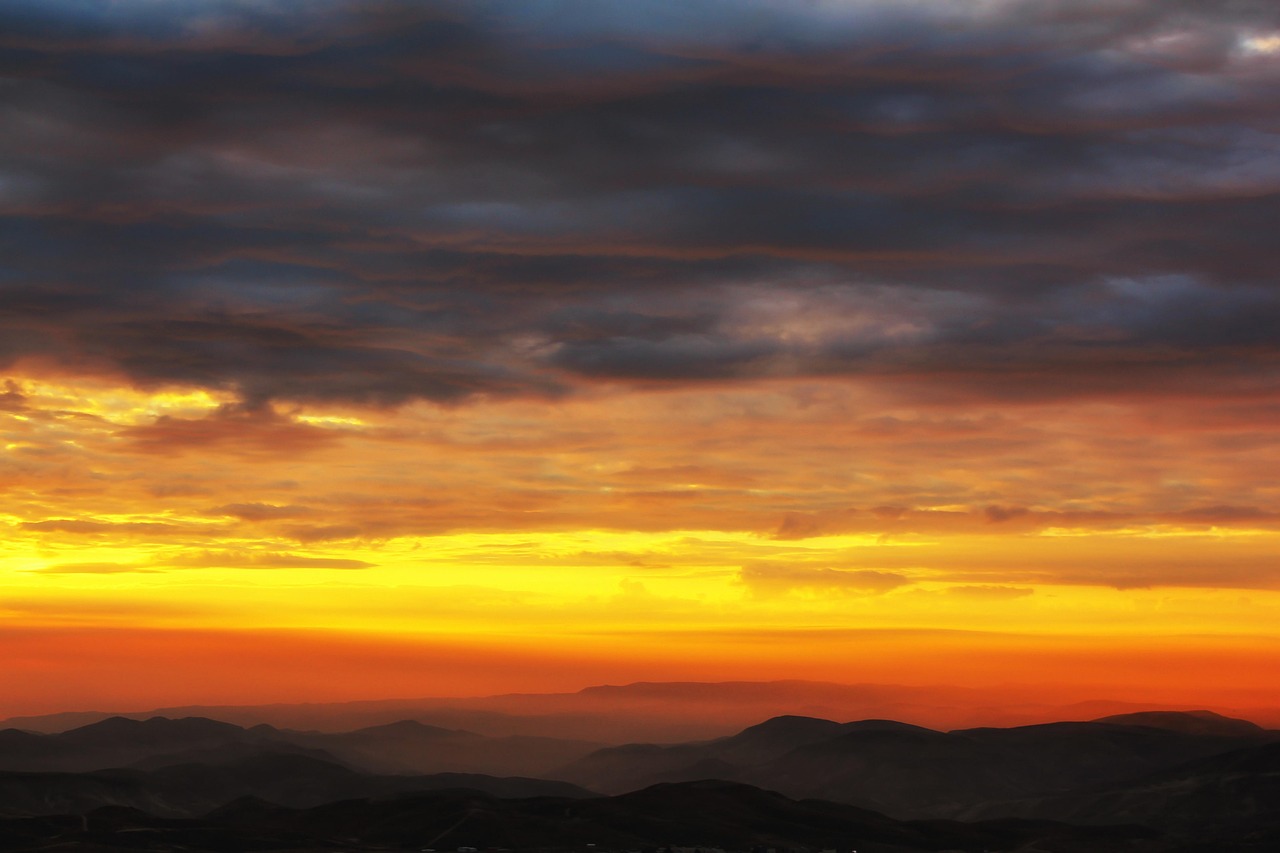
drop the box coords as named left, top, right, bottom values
left=2, top=701, right=1279, bottom=851
left=9, top=679, right=1279, bottom=740
left=0, top=714, right=602, bottom=778
left=556, top=710, right=1277, bottom=820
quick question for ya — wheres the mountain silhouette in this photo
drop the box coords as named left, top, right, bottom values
left=1092, top=709, right=1266, bottom=737
left=13, top=680, right=1271, bottom=739
left=0, top=751, right=594, bottom=818
left=0, top=714, right=601, bottom=779
left=2, top=708, right=1277, bottom=850
left=555, top=712, right=1278, bottom=820
left=199, top=779, right=1161, bottom=852
left=960, top=740, right=1280, bottom=829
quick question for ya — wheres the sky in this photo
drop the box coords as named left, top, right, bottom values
left=2, top=0, right=1280, bottom=718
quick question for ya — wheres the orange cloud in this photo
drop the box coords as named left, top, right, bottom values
left=120, top=404, right=340, bottom=456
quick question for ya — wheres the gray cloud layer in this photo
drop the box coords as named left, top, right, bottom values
left=2, top=0, right=1278, bottom=406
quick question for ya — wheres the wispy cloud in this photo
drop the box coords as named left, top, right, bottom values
left=33, top=551, right=377, bottom=573
left=739, top=564, right=913, bottom=597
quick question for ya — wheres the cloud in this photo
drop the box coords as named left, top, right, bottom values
left=739, top=564, right=912, bottom=596
left=984, top=505, right=1031, bottom=524
left=1173, top=505, right=1279, bottom=524
left=34, top=551, right=377, bottom=572
left=165, top=550, right=377, bottom=570
left=941, top=585, right=1035, bottom=599
left=771, top=505, right=1280, bottom=540
left=20, top=519, right=199, bottom=536
left=208, top=502, right=313, bottom=521
left=35, top=562, right=159, bottom=574
left=0, top=0, right=1277, bottom=410
left=283, top=524, right=364, bottom=543
left=774, top=509, right=860, bottom=540
left=0, top=380, right=28, bottom=412
left=120, top=403, right=340, bottom=455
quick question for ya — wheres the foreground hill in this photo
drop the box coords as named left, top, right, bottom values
left=0, top=780, right=1172, bottom=853
left=960, top=740, right=1280, bottom=828
left=0, top=752, right=592, bottom=818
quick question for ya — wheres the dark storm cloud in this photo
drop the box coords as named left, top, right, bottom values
left=2, top=0, right=1279, bottom=406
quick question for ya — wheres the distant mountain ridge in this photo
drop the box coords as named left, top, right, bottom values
left=1093, top=709, right=1265, bottom=737
left=0, top=714, right=601, bottom=779
left=7, top=679, right=1278, bottom=739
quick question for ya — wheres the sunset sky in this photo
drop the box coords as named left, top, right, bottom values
left=3, top=0, right=1280, bottom=719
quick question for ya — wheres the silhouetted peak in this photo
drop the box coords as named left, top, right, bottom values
left=819, top=724, right=956, bottom=749
left=59, top=715, right=247, bottom=747
left=68, top=715, right=144, bottom=734
left=840, top=718, right=940, bottom=735
left=0, top=727, right=43, bottom=742
left=353, top=719, right=474, bottom=738
left=734, top=714, right=844, bottom=741
left=956, top=720, right=1105, bottom=737
left=1093, top=710, right=1264, bottom=737
left=143, top=716, right=245, bottom=734
left=625, top=778, right=787, bottom=803
left=69, top=715, right=240, bottom=734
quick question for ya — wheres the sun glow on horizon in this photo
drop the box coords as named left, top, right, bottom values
left=5, top=368, right=1280, bottom=715
left=3, top=0, right=1280, bottom=724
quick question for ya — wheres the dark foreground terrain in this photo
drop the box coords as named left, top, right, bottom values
left=0, top=780, right=1219, bottom=853
left=1, top=709, right=1277, bottom=852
